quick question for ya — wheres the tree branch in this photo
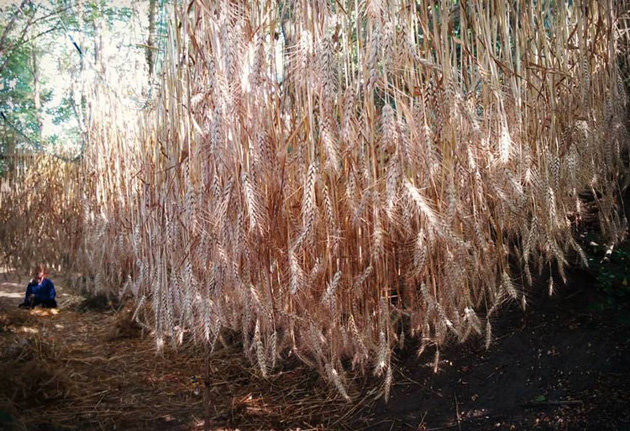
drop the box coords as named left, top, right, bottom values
left=0, top=2, right=39, bottom=75
left=6, top=25, right=61, bottom=53
left=0, top=0, right=29, bottom=53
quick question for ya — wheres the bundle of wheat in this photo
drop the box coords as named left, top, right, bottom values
left=0, top=153, right=83, bottom=272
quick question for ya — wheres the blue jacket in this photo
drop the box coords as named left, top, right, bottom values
left=24, top=278, right=56, bottom=303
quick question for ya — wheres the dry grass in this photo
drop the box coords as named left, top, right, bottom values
left=0, top=330, right=74, bottom=405
left=2, top=0, right=630, bottom=400
left=0, top=294, right=368, bottom=430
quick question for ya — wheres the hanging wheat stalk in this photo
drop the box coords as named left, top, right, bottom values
left=0, top=152, right=83, bottom=271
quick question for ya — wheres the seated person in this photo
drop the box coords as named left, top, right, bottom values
left=18, top=265, right=57, bottom=309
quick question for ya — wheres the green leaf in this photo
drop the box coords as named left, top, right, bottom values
left=617, top=311, right=630, bottom=325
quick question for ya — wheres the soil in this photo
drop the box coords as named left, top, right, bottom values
left=0, top=267, right=628, bottom=431
left=362, top=269, right=630, bottom=431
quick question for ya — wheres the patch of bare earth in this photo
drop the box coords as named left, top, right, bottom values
left=361, top=269, right=630, bottom=431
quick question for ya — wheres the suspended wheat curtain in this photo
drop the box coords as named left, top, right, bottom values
left=0, top=152, right=83, bottom=271
left=77, top=0, right=629, bottom=399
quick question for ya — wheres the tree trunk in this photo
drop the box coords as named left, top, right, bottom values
left=31, top=43, right=42, bottom=135
left=147, top=0, right=157, bottom=81
left=74, top=0, right=86, bottom=135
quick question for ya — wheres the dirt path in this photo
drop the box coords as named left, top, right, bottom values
left=1, top=270, right=629, bottom=431
left=0, top=272, right=358, bottom=431
left=0, top=272, right=206, bottom=431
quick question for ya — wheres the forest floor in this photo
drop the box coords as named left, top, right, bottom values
left=0, top=263, right=629, bottom=431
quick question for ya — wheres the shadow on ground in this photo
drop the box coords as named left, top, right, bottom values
left=362, top=268, right=630, bottom=431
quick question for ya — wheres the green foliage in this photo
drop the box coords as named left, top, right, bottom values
left=56, top=0, right=132, bottom=38
left=1, top=43, right=38, bottom=141
left=1, top=2, right=56, bottom=151
left=1, top=0, right=166, bottom=159
left=586, top=238, right=630, bottom=322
